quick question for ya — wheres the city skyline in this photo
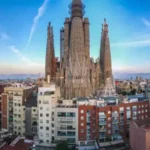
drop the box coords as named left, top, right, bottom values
left=1, top=0, right=150, bottom=74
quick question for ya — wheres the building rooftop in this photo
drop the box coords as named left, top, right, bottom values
left=2, top=137, right=33, bottom=150
left=134, top=119, right=150, bottom=129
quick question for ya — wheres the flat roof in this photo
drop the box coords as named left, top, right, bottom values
left=134, top=119, right=150, bottom=128
left=3, top=139, right=33, bottom=150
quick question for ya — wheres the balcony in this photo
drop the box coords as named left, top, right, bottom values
left=57, top=112, right=75, bottom=117
left=132, top=113, right=137, bottom=117
left=99, top=115, right=106, bottom=118
left=57, top=131, right=75, bottom=137
left=99, top=121, right=106, bottom=126
left=112, top=126, right=119, bottom=130
left=99, top=134, right=106, bottom=140
left=99, top=128, right=107, bottom=132
left=112, top=120, right=119, bottom=124
left=120, top=121, right=124, bottom=125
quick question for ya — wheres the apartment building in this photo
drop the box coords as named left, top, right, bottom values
left=1, top=83, right=34, bottom=135
left=0, top=85, right=4, bottom=129
left=55, top=100, right=78, bottom=145
left=77, top=97, right=150, bottom=148
left=36, top=83, right=60, bottom=148
left=130, top=119, right=150, bottom=150
left=25, top=95, right=38, bottom=137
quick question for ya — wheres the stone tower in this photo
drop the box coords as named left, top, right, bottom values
left=60, top=0, right=93, bottom=99
left=100, top=19, right=112, bottom=85
left=45, top=23, right=56, bottom=81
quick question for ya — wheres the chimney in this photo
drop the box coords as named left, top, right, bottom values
left=47, top=75, right=50, bottom=83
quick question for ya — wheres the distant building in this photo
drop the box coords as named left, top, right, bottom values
left=130, top=119, right=150, bottom=150
left=1, top=83, right=35, bottom=135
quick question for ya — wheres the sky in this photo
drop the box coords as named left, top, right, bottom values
left=1, top=0, right=150, bottom=74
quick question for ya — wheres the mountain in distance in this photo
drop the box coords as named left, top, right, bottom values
left=0, top=74, right=44, bottom=80
left=0, top=72, right=150, bottom=80
left=113, top=72, right=150, bottom=80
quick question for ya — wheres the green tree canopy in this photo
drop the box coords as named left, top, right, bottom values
left=56, top=141, right=69, bottom=150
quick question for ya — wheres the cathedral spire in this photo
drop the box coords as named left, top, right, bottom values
left=70, top=0, right=84, bottom=18
left=100, top=19, right=112, bottom=85
left=45, top=22, right=56, bottom=81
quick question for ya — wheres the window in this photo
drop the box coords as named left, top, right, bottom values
left=81, top=110, right=84, bottom=114
left=46, top=140, right=49, bottom=143
left=52, top=130, right=54, bottom=134
left=81, top=129, right=84, bottom=133
left=108, top=124, right=111, bottom=127
left=52, top=112, right=54, bottom=115
left=108, top=117, right=111, bottom=121
left=46, top=127, right=49, bottom=130
left=81, top=116, right=84, bottom=120
left=138, top=111, right=141, bottom=114
left=108, top=111, right=111, bottom=114
left=46, top=114, right=49, bottom=117
left=40, top=114, right=43, bottom=117
left=108, top=130, right=111, bottom=134
left=81, top=123, right=84, bottom=126
left=46, top=107, right=49, bottom=111
left=39, top=100, right=41, bottom=104
left=51, top=123, right=54, bottom=127
left=40, top=120, right=43, bottom=123
left=46, top=120, right=49, bottom=123
left=33, top=109, right=36, bottom=112
left=145, top=109, right=148, bottom=112
left=40, top=107, right=43, bottom=110
left=40, top=126, right=43, bottom=129
left=46, top=133, right=49, bottom=137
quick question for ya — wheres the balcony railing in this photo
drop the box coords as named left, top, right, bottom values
left=99, top=135, right=106, bottom=139
left=112, top=126, right=119, bottom=130
left=112, top=120, right=119, bottom=124
left=99, top=128, right=107, bottom=132
left=99, top=121, right=106, bottom=125
left=99, top=115, right=106, bottom=118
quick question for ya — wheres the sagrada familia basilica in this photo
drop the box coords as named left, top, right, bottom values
left=45, top=0, right=115, bottom=99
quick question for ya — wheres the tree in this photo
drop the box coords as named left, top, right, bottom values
left=121, top=91, right=127, bottom=96
left=131, top=88, right=137, bottom=95
left=56, top=141, right=69, bottom=150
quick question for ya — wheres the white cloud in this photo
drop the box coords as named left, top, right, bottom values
left=142, top=18, right=150, bottom=27
left=0, top=63, right=44, bottom=74
left=112, top=40, right=150, bottom=48
left=0, top=33, right=10, bottom=40
left=26, top=0, right=49, bottom=47
left=9, top=45, right=44, bottom=67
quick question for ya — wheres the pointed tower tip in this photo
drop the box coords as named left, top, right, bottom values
left=73, top=0, right=82, bottom=4
left=104, top=18, right=106, bottom=23
left=48, top=22, right=51, bottom=27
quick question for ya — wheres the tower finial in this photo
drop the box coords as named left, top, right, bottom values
left=70, top=0, right=84, bottom=18
left=104, top=18, right=106, bottom=24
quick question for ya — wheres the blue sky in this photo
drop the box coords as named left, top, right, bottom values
left=1, top=0, right=150, bottom=74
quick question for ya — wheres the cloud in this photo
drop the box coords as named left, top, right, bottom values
left=9, top=45, right=43, bottom=67
left=142, top=18, right=150, bottom=27
left=0, top=33, right=10, bottom=40
left=112, top=40, right=150, bottom=48
left=0, top=63, right=44, bottom=74
left=26, top=0, right=49, bottom=47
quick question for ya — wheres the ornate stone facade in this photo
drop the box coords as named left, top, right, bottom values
left=100, top=19, right=113, bottom=85
left=45, top=0, right=113, bottom=99
left=45, top=23, right=56, bottom=81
